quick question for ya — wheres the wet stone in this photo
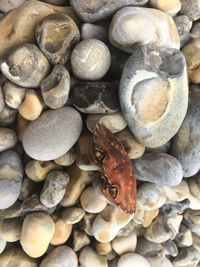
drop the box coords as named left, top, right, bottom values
left=174, top=15, right=192, bottom=47
left=0, top=44, right=50, bottom=88
left=36, top=13, right=80, bottom=65
left=72, top=82, right=119, bottom=114
left=3, top=82, right=26, bottom=109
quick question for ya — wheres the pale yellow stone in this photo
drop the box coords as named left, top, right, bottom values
left=150, top=0, right=181, bottom=16
left=18, top=89, right=43, bottom=121
left=95, top=241, right=112, bottom=255
left=112, top=232, right=137, bottom=255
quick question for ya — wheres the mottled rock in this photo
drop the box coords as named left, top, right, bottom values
left=62, top=207, right=85, bottom=224
left=0, top=44, right=50, bottom=88
left=162, top=240, right=178, bottom=257
left=118, top=253, right=150, bottom=267
left=70, top=0, right=148, bottom=22
left=41, top=64, right=70, bottom=109
left=0, top=105, right=17, bottom=126
left=81, top=23, right=107, bottom=42
left=0, top=218, right=23, bottom=242
left=20, top=212, right=55, bottom=258
left=180, top=0, right=200, bottom=21
left=3, top=82, right=26, bottom=109
left=160, top=200, right=190, bottom=217
left=112, top=232, right=137, bottom=255
left=73, top=230, right=90, bottom=252
left=171, top=90, right=200, bottom=177
left=23, top=107, right=82, bottom=161
left=120, top=45, right=188, bottom=148
left=0, top=128, right=17, bottom=153
left=71, top=39, right=111, bottom=81
left=40, top=246, right=78, bottom=267
left=40, top=171, right=69, bottom=208
left=109, top=7, right=180, bottom=53
left=174, top=15, right=192, bottom=47
left=133, top=153, right=183, bottom=186
left=150, top=0, right=181, bottom=16
left=36, top=14, right=80, bottom=65
left=79, top=246, right=108, bottom=267
left=72, top=82, right=119, bottom=114
left=54, top=147, right=76, bottom=166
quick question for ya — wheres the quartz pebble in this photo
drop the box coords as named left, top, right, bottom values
left=73, top=230, right=90, bottom=252
left=120, top=45, right=188, bottom=148
left=61, top=207, right=85, bottom=224
left=3, top=82, right=26, bottom=109
left=150, top=0, right=181, bottom=16
left=133, top=153, right=183, bottom=186
left=20, top=212, right=55, bottom=258
left=41, top=64, right=70, bottom=109
left=54, top=148, right=76, bottom=166
left=81, top=23, right=107, bottom=42
left=71, top=39, right=111, bottom=81
left=18, top=89, right=43, bottom=121
left=36, top=13, right=80, bottom=65
left=0, top=44, right=50, bottom=88
left=79, top=246, right=108, bottom=267
left=40, top=246, right=78, bottom=267
left=40, top=171, right=69, bottom=208
left=109, top=7, right=180, bottom=53
left=0, top=128, right=17, bottom=152
left=118, top=253, right=150, bottom=267
left=112, top=232, right=137, bottom=255
left=23, top=107, right=82, bottom=161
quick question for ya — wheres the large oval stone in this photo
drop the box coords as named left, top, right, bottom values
left=22, top=107, right=82, bottom=161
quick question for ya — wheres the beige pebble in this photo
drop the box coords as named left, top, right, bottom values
left=79, top=246, right=108, bottom=267
left=73, top=230, right=90, bottom=252
left=50, top=214, right=72, bottom=246
left=61, top=207, right=85, bottom=224
left=54, top=147, right=76, bottom=166
left=18, top=89, right=43, bottom=121
left=150, top=0, right=181, bottom=16
left=20, top=212, right=55, bottom=258
left=112, top=232, right=137, bottom=255
left=118, top=253, right=150, bottom=267
left=95, top=241, right=112, bottom=256
left=0, top=218, right=23, bottom=242
left=81, top=186, right=107, bottom=213
left=25, top=160, right=60, bottom=182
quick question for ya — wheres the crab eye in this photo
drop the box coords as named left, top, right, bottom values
left=95, top=150, right=105, bottom=162
left=109, top=186, right=117, bottom=199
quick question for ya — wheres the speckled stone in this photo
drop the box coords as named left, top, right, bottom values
left=23, top=107, right=82, bottom=161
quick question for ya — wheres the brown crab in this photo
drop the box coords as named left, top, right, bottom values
left=91, top=123, right=136, bottom=214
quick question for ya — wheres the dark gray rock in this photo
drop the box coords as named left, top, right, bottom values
left=171, top=90, right=200, bottom=177
left=133, top=153, right=183, bottom=186
left=174, top=15, right=192, bottom=47
left=41, top=64, right=70, bottom=109
left=22, top=107, right=82, bottom=161
left=70, top=0, right=148, bottom=22
left=72, top=82, right=119, bottom=113
left=36, top=13, right=80, bottom=65
left=180, top=0, right=200, bottom=21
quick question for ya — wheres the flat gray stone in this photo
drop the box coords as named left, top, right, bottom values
left=22, top=107, right=82, bottom=161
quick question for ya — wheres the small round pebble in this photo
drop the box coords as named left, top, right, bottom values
left=40, top=171, right=69, bottom=208
left=0, top=128, right=17, bottom=152
left=40, top=246, right=78, bottom=267
left=147, top=256, right=174, bottom=267
left=0, top=218, right=23, bottom=242
left=118, top=253, right=150, bottom=267
left=20, top=212, right=55, bottom=258
left=71, top=39, right=111, bottom=81
left=23, top=107, right=82, bottom=161
left=81, top=23, right=107, bottom=42
left=3, top=82, right=26, bottom=109
left=61, top=207, right=85, bottom=224
left=95, top=241, right=112, bottom=255
left=54, top=148, right=76, bottom=166
left=79, top=246, right=108, bottom=267
left=112, top=232, right=137, bottom=256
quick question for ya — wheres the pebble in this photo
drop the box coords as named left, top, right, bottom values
left=0, top=128, right=17, bottom=152
left=81, top=186, right=107, bottom=213
left=0, top=237, right=6, bottom=254
left=95, top=241, right=112, bottom=255
left=146, top=141, right=171, bottom=154
left=79, top=246, right=108, bottom=267
left=112, top=232, right=137, bottom=255
left=171, top=90, right=200, bottom=177
left=175, top=225, right=193, bottom=248
left=160, top=200, right=190, bottom=217
left=17, top=114, right=30, bottom=142
left=23, top=107, right=82, bottom=161
left=174, top=15, right=192, bottom=47
left=92, top=205, right=133, bottom=243
left=136, top=183, right=166, bottom=211
left=71, top=39, right=111, bottom=81
left=3, top=82, right=26, bottom=109
left=72, top=82, right=119, bottom=114
left=135, top=237, right=163, bottom=257
left=86, top=112, right=127, bottom=134
left=0, top=248, right=38, bottom=267
left=0, top=105, right=17, bottom=126
left=0, top=86, right=5, bottom=113
left=40, top=171, right=69, bottom=208
left=42, top=0, right=66, bottom=4
left=0, top=150, right=23, bottom=209
left=147, top=256, right=174, bottom=267
left=70, top=0, right=148, bottom=22
left=118, top=253, right=150, bottom=267
left=172, top=246, right=200, bottom=267
left=19, top=176, right=39, bottom=201
left=18, top=89, right=43, bottom=121
left=190, top=21, right=200, bottom=39
left=0, top=44, right=50, bottom=88
left=133, top=209, right=159, bottom=228
left=20, top=212, right=55, bottom=258
left=164, top=181, right=190, bottom=202
left=73, top=230, right=90, bottom=252
left=81, top=23, right=107, bottom=42
left=133, top=153, right=183, bottom=186
left=116, top=128, right=145, bottom=159
left=0, top=218, right=23, bottom=242
left=149, top=0, right=181, bottom=16
left=79, top=213, right=96, bottom=236
left=180, top=0, right=200, bottom=21
left=50, top=214, right=72, bottom=245
left=120, top=45, right=188, bottom=148
left=54, top=147, right=76, bottom=166
left=0, top=0, right=26, bottom=13
left=61, top=207, right=85, bottom=224
left=40, top=246, right=78, bottom=267
left=61, top=164, right=93, bottom=207
left=109, top=7, right=180, bottom=53
left=41, top=65, right=70, bottom=109
left=25, top=160, right=60, bottom=182
left=36, top=13, right=80, bottom=65
left=162, top=240, right=178, bottom=257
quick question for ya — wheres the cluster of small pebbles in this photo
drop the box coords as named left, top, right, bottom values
left=0, top=0, right=200, bottom=267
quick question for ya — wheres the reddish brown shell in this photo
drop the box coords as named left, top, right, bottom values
left=92, top=123, right=136, bottom=214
